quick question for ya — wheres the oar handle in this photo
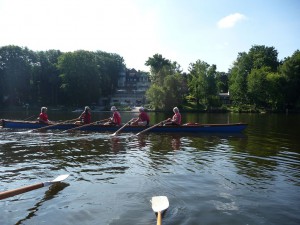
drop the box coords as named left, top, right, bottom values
left=0, top=183, right=44, bottom=200
left=157, top=211, right=162, bottom=225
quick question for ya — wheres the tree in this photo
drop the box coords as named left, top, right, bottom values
left=229, top=52, right=251, bottom=104
left=247, top=67, right=269, bottom=108
left=188, top=60, right=217, bottom=108
left=58, top=50, right=102, bottom=106
left=229, top=45, right=279, bottom=105
left=215, top=72, right=228, bottom=93
left=145, top=84, right=166, bottom=110
left=279, top=50, right=300, bottom=109
left=0, top=45, right=36, bottom=105
left=31, top=50, right=62, bottom=105
left=145, top=53, right=172, bottom=85
left=164, top=73, right=186, bottom=109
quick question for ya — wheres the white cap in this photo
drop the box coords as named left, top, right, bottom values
left=111, top=106, right=117, bottom=111
left=139, top=107, right=144, bottom=111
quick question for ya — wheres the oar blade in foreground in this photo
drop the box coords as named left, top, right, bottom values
left=52, top=174, right=70, bottom=182
left=151, top=196, right=169, bottom=212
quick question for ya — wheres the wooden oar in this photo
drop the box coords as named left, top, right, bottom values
left=136, top=119, right=169, bottom=136
left=29, top=118, right=78, bottom=132
left=111, top=118, right=134, bottom=136
left=23, top=115, right=36, bottom=121
left=151, top=196, right=169, bottom=225
left=0, top=174, right=70, bottom=200
left=62, top=119, right=109, bottom=133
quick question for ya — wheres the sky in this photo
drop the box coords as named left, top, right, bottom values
left=0, top=0, right=299, bottom=73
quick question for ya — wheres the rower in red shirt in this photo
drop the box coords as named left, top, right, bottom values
left=164, top=107, right=181, bottom=126
left=131, top=107, right=150, bottom=126
left=75, top=106, right=91, bottom=125
left=38, top=107, right=52, bottom=124
left=104, top=106, right=121, bottom=126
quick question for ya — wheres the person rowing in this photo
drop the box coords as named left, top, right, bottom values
left=74, top=106, right=91, bottom=125
left=163, top=106, right=181, bottom=126
left=37, top=107, right=52, bottom=125
left=130, top=107, right=150, bottom=126
left=104, top=106, right=121, bottom=126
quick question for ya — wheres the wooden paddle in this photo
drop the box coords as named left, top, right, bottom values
left=62, top=118, right=109, bottom=133
left=136, top=119, right=169, bottom=136
left=151, top=196, right=169, bottom=225
left=23, top=115, right=36, bottom=121
left=111, top=118, right=134, bottom=136
left=0, top=174, right=70, bottom=200
left=29, top=118, right=78, bottom=132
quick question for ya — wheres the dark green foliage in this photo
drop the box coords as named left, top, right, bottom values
left=0, top=45, right=124, bottom=107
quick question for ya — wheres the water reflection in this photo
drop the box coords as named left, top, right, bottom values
left=15, top=182, right=69, bottom=225
left=1, top=113, right=300, bottom=225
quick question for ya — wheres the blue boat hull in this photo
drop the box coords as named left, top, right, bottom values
left=1, top=119, right=247, bottom=133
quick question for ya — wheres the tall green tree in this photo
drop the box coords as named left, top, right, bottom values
left=145, top=53, right=172, bottom=85
left=279, top=50, right=300, bottom=109
left=229, top=45, right=279, bottom=105
left=0, top=45, right=36, bottom=105
left=247, top=67, right=269, bottom=108
left=58, top=50, right=102, bottom=106
left=145, top=84, right=166, bottom=110
left=31, top=50, right=62, bottom=105
left=188, top=60, right=217, bottom=108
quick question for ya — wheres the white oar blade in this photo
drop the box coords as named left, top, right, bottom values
left=151, top=196, right=169, bottom=212
left=52, top=174, right=70, bottom=182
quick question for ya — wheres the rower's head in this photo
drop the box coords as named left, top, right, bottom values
left=111, top=106, right=117, bottom=111
left=85, top=106, right=90, bottom=112
left=41, top=107, right=47, bottom=113
left=173, top=107, right=179, bottom=113
left=139, top=107, right=144, bottom=112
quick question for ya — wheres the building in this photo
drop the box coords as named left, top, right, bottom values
left=110, top=68, right=151, bottom=106
left=219, top=91, right=231, bottom=105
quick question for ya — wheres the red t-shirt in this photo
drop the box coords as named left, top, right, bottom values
left=39, top=112, right=48, bottom=122
left=139, top=111, right=150, bottom=124
left=81, top=112, right=91, bottom=124
left=172, top=112, right=181, bottom=125
left=112, top=111, right=121, bottom=125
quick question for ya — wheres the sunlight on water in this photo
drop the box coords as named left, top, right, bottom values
left=0, top=113, right=300, bottom=225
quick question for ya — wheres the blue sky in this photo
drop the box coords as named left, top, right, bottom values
left=0, top=0, right=299, bottom=72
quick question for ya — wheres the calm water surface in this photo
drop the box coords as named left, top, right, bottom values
left=0, top=112, right=300, bottom=225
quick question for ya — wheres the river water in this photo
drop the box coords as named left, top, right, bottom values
left=0, top=111, right=299, bottom=225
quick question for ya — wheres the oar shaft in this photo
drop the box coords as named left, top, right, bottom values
left=136, top=119, right=169, bottom=136
left=0, top=183, right=44, bottom=200
left=63, top=119, right=109, bottom=132
left=112, top=119, right=133, bottom=135
left=157, top=212, right=162, bottom=225
left=31, top=118, right=78, bottom=132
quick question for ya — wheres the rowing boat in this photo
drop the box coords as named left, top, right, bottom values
left=1, top=119, right=247, bottom=133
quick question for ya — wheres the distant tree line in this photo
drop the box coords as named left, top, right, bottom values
left=145, top=45, right=300, bottom=112
left=1, top=45, right=300, bottom=112
left=0, top=45, right=124, bottom=107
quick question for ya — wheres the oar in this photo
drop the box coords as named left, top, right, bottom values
left=0, top=174, right=70, bottom=200
left=111, top=118, right=134, bottom=136
left=62, top=119, right=109, bottom=133
left=23, top=115, right=36, bottom=121
left=151, top=196, right=169, bottom=225
left=136, top=119, right=169, bottom=136
left=29, top=118, right=78, bottom=132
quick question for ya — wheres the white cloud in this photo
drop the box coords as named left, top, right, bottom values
left=217, top=13, right=247, bottom=29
